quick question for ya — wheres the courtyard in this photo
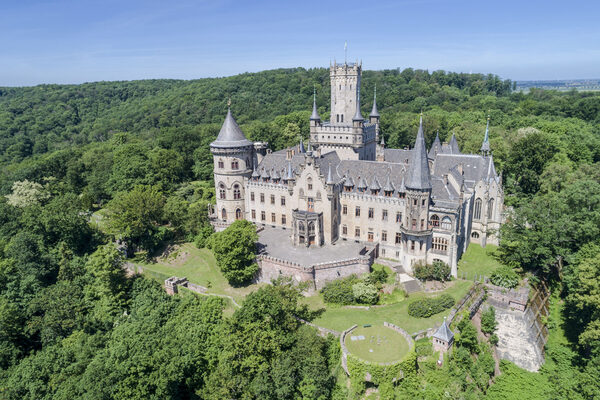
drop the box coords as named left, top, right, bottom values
left=344, top=325, right=411, bottom=363
left=257, top=226, right=368, bottom=266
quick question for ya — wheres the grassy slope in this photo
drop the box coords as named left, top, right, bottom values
left=344, top=325, right=410, bottom=363
left=457, top=243, right=503, bottom=280
left=309, top=280, right=473, bottom=333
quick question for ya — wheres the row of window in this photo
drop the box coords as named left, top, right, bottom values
left=250, top=192, right=287, bottom=206
left=432, top=237, right=449, bottom=252
left=217, top=159, right=249, bottom=170
left=218, top=183, right=241, bottom=200
left=250, top=209, right=287, bottom=225
left=474, top=198, right=495, bottom=220
left=430, top=215, right=452, bottom=230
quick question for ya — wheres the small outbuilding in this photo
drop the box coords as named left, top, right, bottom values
left=432, top=317, right=455, bottom=353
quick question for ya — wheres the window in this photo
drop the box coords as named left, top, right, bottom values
left=218, top=159, right=224, bottom=169
left=281, top=196, right=286, bottom=206
left=281, top=215, right=286, bottom=225
left=231, top=160, right=239, bottom=170
left=411, top=219, right=417, bottom=229
left=261, top=211, right=266, bottom=221
left=307, top=177, right=313, bottom=191
left=271, top=213, right=276, bottom=223
left=355, top=227, right=360, bottom=238
left=341, top=115, right=344, bottom=123
left=382, top=209, right=388, bottom=221
left=342, top=225, right=347, bottom=235
left=260, top=193, right=265, bottom=203
left=411, top=240, right=415, bottom=251
left=236, top=209, right=242, bottom=220
left=368, top=208, right=374, bottom=219
left=430, top=214, right=439, bottom=227
left=413, top=199, right=418, bottom=206
left=355, top=207, right=361, bottom=217
left=396, top=212, right=402, bottom=223
left=474, top=198, right=482, bottom=219
left=471, top=232, right=480, bottom=239
left=307, top=197, right=314, bottom=211
left=221, top=208, right=227, bottom=219
left=251, top=209, right=256, bottom=219
left=441, top=217, right=452, bottom=230
left=395, top=232, right=402, bottom=244
left=336, top=114, right=339, bottom=123
left=433, top=237, right=449, bottom=253
left=487, top=198, right=495, bottom=219
left=219, top=183, right=226, bottom=199
left=422, top=199, right=426, bottom=206
left=250, top=192, right=255, bottom=202
left=382, top=231, right=387, bottom=242
left=420, top=219, right=424, bottom=230
left=270, top=194, right=275, bottom=204
left=343, top=204, right=348, bottom=215
left=368, top=231, right=374, bottom=242
left=233, top=184, right=241, bottom=200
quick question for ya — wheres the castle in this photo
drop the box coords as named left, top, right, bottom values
left=209, top=60, right=503, bottom=284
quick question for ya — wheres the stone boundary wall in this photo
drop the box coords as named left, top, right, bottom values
left=340, top=325, right=358, bottom=375
left=256, top=246, right=375, bottom=292
left=383, top=322, right=415, bottom=350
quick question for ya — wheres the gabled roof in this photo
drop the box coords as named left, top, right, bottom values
left=433, top=318, right=454, bottom=343
left=405, top=115, right=432, bottom=190
left=210, top=108, right=252, bottom=149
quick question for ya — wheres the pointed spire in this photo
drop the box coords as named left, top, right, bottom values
left=286, top=162, right=294, bottom=181
left=344, top=175, right=354, bottom=188
left=357, top=176, right=368, bottom=190
left=310, top=86, right=321, bottom=121
left=449, top=132, right=460, bottom=154
left=405, top=114, right=432, bottom=190
left=271, top=167, right=280, bottom=180
left=252, top=164, right=260, bottom=178
left=370, top=85, right=380, bottom=118
left=353, top=86, right=363, bottom=121
left=260, top=167, right=270, bottom=180
left=383, top=174, right=395, bottom=192
left=399, top=175, right=406, bottom=193
left=299, top=139, right=306, bottom=153
left=428, top=130, right=441, bottom=159
left=380, top=133, right=385, bottom=146
left=210, top=104, right=252, bottom=149
left=369, top=177, right=381, bottom=191
left=480, top=115, right=491, bottom=155
left=326, top=165, right=334, bottom=185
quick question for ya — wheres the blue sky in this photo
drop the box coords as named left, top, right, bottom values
left=1, top=0, right=598, bottom=86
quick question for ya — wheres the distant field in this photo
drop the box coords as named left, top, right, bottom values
left=516, top=79, right=600, bottom=92
left=345, top=325, right=410, bottom=363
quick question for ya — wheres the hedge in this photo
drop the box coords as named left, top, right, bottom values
left=407, top=294, right=455, bottom=318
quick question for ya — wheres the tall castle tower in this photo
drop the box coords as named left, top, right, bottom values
left=210, top=104, right=253, bottom=225
left=330, top=61, right=361, bottom=125
left=402, top=115, right=433, bottom=270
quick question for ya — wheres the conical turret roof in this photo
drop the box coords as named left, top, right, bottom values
left=285, top=162, right=294, bottom=180
left=252, top=164, right=260, bottom=178
left=344, top=176, right=354, bottom=187
left=326, top=165, right=334, bottom=185
left=480, top=117, right=491, bottom=154
left=369, top=177, right=381, bottom=191
left=299, top=140, right=306, bottom=153
left=210, top=108, right=252, bottom=149
left=433, top=317, right=454, bottom=343
left=310, top=88, right=321, bottom=121
left=370, top=86, right=380, bottom=118
left=449, top=133, right=460, bottom=154
left=357, top=176, right=368, bottom=189
left=428, top=130, right=441, bottom=159
left=353, top=87, right=363, bottom=121
left=405, top=115, right=432, bottom=190
left=383, top=175, right=395, bottom=192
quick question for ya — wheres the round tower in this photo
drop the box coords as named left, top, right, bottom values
left=210, top=105, right=253, bottom=225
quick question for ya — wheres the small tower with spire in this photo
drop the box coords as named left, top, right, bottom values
left=309, top=86, right=322, bottom=140
left=480, top=116, right=491, bottom=157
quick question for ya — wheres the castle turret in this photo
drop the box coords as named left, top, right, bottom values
left=330, top=61, right=361, bottom=125
left=480, top=116, right=491, bottom=157
left=210, top=103, right=253, bottom=224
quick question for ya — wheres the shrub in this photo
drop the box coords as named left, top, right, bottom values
left=365, top=267, right=389, bottom=286
left=408, top=294, right=455, bottom=318
left=490, top=266, right=519, bottom=288
left=352, top=282, right=379, bottom=305
left=414, top=260, right=451, bottom=281
left=481, top=306, right=497, bottom=334
left=321, top=275, right=359, bottom=305
left=415, top=338, right=433, bottom=357
left=194, top=224, right=214, bottom=248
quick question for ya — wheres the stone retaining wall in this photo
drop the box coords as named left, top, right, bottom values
left=340, top=325, right=358, bottom=375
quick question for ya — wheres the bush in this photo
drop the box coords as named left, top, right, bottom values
left=365, top=267, right=389, bottom=286
left=414, top=260, right=451, bottom=282
left=407, top=294, right=455, bottom=318
left=352, top=282, right=379, bottom=305
left=194, top=224, right=213, bottom=248
left=321, top=275, right=359, bottom=305
left=481, top=306, right=497, bottom=334
left=490, top=266, right=519, bottom=288
left=415, top=338, right=433, bottom=357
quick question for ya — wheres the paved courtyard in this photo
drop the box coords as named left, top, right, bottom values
left=257, top=226, right=367, bottom=267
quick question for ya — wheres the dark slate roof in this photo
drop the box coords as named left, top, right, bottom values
left=210, top=109, right=253, bottom=148
left=383, top=148, right=411, bottom=164
left=428, top=131, right=442, bottom=159
left=480, top=118, right=491, bottom=153
left=405, top=116, right=432, bottom=190
left=370, top=87, right=380, bottom=118
left=449, top=133, right=461, bottom=154
left=432, top=318, right=454, bottom=343
left=432, top=153, right=499, bottom=191
left=383, top=175, right=395, bottom=192
left=369, top=177, right=381, bottom=191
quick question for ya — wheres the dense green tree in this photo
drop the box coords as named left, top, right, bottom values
left=209, top=219, right=259, bottom=285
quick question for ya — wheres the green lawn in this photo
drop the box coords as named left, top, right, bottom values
left=309, top=280, right=473, bottom=333
left=133, top=243, right=263, bottom=304
left=344, top=325, right=410, bottom=363
left=457, top=243, right=503, bottom=280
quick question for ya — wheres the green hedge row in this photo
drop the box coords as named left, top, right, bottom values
left=407, top=294, right=455, bottom=318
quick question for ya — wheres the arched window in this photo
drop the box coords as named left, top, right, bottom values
left=233, top=184, right=241, bottom=200
left=221, top=208, right=227, bottom=220
left=471, top=232, right=480, bottom=239
left=474, top=198, right=482, bottom=220
left=308, top=222, right=315, bottom=234
left=235, top=208, right=242, bottom=220
left=219, top=183, right=226, bottom=199
left=307, top=177, right=313, bottom=191
left=430, top=214, right=440, bottom=227
left=299, top=222, right=305, bottom=233
left=218, top=159, right=224, bottom=169
left=487, top=198, right=495, bottom=219
left=441, top=217, right=452, bottom=230
left=231, top=160, right=239, bottom=170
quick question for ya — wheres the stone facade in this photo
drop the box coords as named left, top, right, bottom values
left=210, top=59, right=504, bottom=280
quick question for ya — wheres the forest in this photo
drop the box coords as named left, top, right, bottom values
left=0, top=66, right=599, bottom=399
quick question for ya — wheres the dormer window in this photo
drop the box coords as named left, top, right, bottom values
left=371, top=189, right=379, bottom=196
left=344, top=186, right=352, bottom=192
left=384, top=190, right=392, bottom=197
